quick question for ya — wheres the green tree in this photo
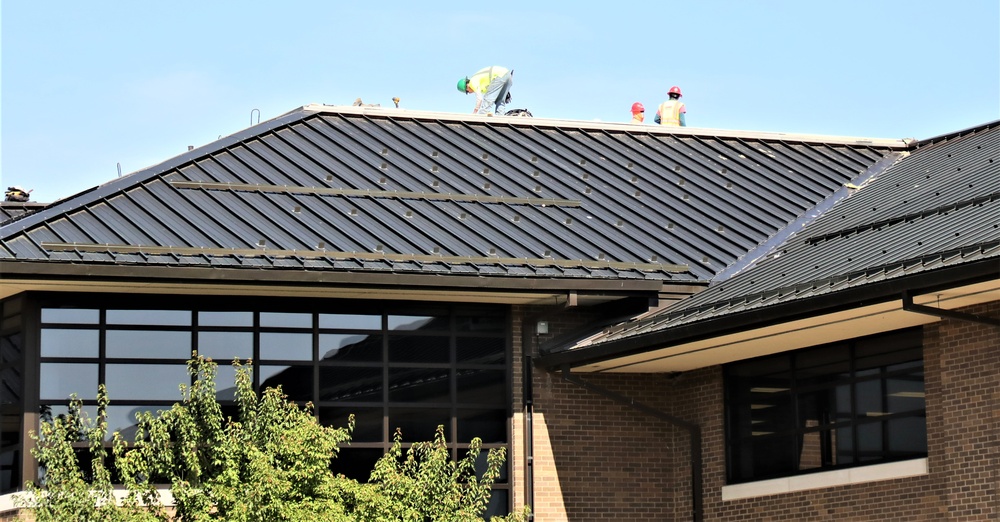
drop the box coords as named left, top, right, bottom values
left=20, top=356, right=528, bottom=522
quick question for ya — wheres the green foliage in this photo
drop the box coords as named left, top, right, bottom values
left=19, top=356, right=528, bottom=522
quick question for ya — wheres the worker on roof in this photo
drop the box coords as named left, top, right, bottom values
left=457, top=66, right=513, bottom=116
left=630, top=102, right=645, bottom=124
left=654, top=86, right=687, bottom=127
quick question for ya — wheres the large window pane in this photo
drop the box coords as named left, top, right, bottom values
left=457, top=337, right=505, bottom=364
left=198, top=311, right=252, bottom=327
left=319, top=406, right=383, bottom=442
left=107, top=310, right=190, bottom=326
left=105, top=405, right=162, bottom=441
left=198, top=331, right=253, bottom=361
left=106, top=330, right=191, bottom=359
left=388, top=314, right=447, bottom=331
left=260, top=365, right=313, bottom=402
left=40, top=363, right=97, bottom=400
left=457, top=369, right=505, bottom=405
left=41, top=308, right=99, bottom=324
left=456, top=408, right=506, bottom=443
left=260, top=312, right=311, bottom=328
left=389, top=368, right=450, bottom=403
left=388, top=407, right=450, bottom=442
left=319, top=314, right=381, bottom=330
left=319, top=367, right=382, bottom=402
left=321, top=333, right=381, bottom=363
left=331, top=448, right=383, bottom=481
left=105, top=364, right=189, bottom=400
left=388, top=335, right=449, bottom=363
left=260, top=332, right=312, bottom=361
left=41, top=329, right=99, bottom=358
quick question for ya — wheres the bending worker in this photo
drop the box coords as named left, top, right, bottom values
left=630, top=102, right=645, bottom=124
left=654, top=86, right=687, bottom=126
left=457, top=66, right=513, bottom=115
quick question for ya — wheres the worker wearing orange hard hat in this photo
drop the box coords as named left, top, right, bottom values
left=654, top=86, right=687, bottom=127
left=630, top=102, right=645, bottom=124
left=457, top=66, right=513, bottom=115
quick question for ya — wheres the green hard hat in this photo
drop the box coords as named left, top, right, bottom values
left=457, top=77, right=469, bottom=93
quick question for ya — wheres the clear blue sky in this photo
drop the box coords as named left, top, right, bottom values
left=3, top=1, right=998, bottom=204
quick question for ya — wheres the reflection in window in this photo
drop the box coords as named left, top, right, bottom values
left=388, top=407, right=450, bottom=442
left=319, top=406, right=382, bottom=442
left=320, top=333, right=381, bottom=362
left=40, top=363, right=98, bottom=400
left=198, top=331, right=253, bottom=361
left=260, top=365, right=313, bottom=402
left=387, top=314, right=446, bottom=331
left=198, top=311, right=253, bottom=327
left=41, top=308, right=99, bottom=324
left=107, top=310, right=190, bottom=326
left=260, top=332, right=312, bottom=361
left=389, top=335, right=449, bottom=363
left=389, top=368, right=450, bottom=403
left=41, top=329, right=99, bottom=358
left=107, top=330, right=191, bottom=359
left=319, top=314, right=381, bottom=330
left=105, top=364, right=189, bottom=401
left=318, top=367, right=382, bottom=402
left=260, top=312, right=311, bottom=328
left=725, top=328, right=925, bottom=484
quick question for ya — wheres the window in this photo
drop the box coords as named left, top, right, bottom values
left=34, top=297, right=511, bottom=515
left=724, top=328, right=926, bottom=484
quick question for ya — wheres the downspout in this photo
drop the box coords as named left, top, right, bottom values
left=560, top=367, right=703, bottom=522
left=522, top=351, right=535, bottom=521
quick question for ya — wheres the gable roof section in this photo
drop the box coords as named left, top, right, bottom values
left=1, top=105, right=903, bottom=293
left=540, top=119, right=1000, bottom=370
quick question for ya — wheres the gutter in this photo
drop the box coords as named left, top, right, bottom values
left=536, top=257, right=1000, bottom=370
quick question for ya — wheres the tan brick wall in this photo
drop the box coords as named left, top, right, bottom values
left=518, top=300, right=1000, bottom=521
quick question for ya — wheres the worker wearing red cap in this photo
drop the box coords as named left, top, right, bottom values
left=630, top=102, right=645, bottom=124
left=457, top=66, right=513, bottom=115
left=655, top=86, right=687, bottom=126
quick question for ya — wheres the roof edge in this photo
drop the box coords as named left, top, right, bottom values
left=535, top=256, right=1000, bottom=370
left=298, top=103, right=912, bottom=148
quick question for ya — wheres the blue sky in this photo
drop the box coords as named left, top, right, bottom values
left=3, top=1, right=998, bottom=204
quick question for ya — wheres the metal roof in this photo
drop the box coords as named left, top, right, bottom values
left=1, top=105, right=903, bottom=285
left=563, top=119, right=1000, bottom=348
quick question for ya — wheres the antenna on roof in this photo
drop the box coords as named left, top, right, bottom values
left=117, top=162, right=122, bottom=178
left=251, top=108, right=260, bottom=126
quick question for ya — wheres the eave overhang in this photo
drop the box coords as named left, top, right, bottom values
left=0, top=259, right=685, bottom=306
left=535, top=258, right=1000, bottom=372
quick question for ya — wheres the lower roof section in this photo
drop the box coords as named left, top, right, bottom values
left=536, top=259, right=999, bottom=372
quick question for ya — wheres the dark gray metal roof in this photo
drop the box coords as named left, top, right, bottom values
left=568, top=119, right=1000, bottom=346
left=0, top=202, right=46, bottom=224
left=1, top=105, right=903, bottom=284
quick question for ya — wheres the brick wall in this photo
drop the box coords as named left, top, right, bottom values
left=519, top=301, right=1000, bottom=520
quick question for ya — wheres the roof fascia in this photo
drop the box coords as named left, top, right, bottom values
left=0, top=260, right=671, bottom=294
left=535, top=258, right=1000, bottom=370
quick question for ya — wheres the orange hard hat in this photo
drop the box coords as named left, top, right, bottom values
left=631, top=102, right=645, bottom=113
left=668, top=86, right=683, bottom=97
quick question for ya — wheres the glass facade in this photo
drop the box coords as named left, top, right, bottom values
left=26, top=295, right=511, bottom=514
left=724, top=328, right=926, bottom=483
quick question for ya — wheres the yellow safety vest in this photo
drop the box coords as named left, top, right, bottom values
left=658, top=100, right=685, bottom=126
left=468, top=66, right=510, bottom=94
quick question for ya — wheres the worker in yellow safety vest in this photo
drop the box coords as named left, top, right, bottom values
left=654, top=86, right=687, bottom=127
left=457, top=66, right=513, bottom=115
left=630, top=102, right=645, bottom=124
